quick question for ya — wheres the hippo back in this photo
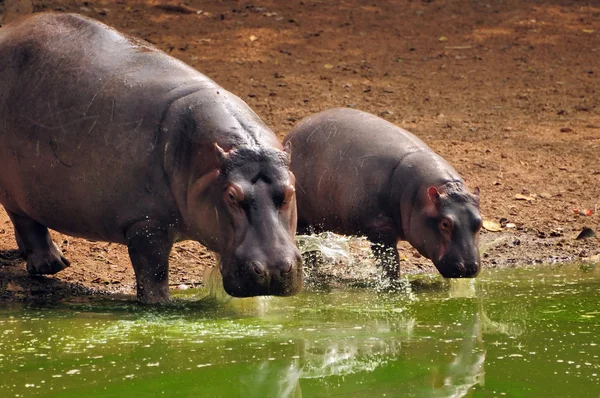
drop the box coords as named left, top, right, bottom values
left=284, top=108, right=462, bottom=234
left=0, top=13, right=277, bottom=243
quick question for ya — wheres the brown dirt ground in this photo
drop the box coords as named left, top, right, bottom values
left=0, top=0, right=599, bottom=301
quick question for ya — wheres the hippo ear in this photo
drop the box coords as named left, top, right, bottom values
left=214, top=143, right=231, bottom=164
left=283, top=141, right=292, bottom=165
left=427, top=186, right=441, bottom=206
left=423, top=186, right=441, bottom=217
left=472, top=186, right=481, bottom=207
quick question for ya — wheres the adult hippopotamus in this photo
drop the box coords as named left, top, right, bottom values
left=0, top=13, right=302, bottom=303
left=283, top=108, right=482, bottom=279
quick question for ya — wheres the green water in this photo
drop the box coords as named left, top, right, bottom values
left=0, top=264, right=598, bottom=397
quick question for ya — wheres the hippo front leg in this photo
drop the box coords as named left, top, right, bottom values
left=126, top=223, right=173, bottom=304
left=366, top=224, right=400, bottom=280
left=370, top=242, right=400, bottom=280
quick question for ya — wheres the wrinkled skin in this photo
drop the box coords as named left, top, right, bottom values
left=284, top=108, right=482, bottom=279
left=0, top=13, right=302, bottom=303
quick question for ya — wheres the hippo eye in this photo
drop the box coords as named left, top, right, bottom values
left=228, top=191, right=236, bottom=202
left=439, top=218, right=453, bottom=232
left=225, top=184, right=244, bottom=206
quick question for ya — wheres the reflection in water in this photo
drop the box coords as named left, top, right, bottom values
left=2, top=265, right=596, bottom=397
left=240, top=359, right=302, bottom=398
left=203, top=277, right=520, bottom=398
left=429, top=309, right=486, bottom=398
left=240, top=316, right=414, bottom=398
left=237, top=280, right=518, bottom=398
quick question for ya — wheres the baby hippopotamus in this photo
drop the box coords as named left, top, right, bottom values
left=283, top=108, right=482, bottom=279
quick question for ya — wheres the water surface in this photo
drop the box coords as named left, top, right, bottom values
left=1, top=264, right=598, bottom=397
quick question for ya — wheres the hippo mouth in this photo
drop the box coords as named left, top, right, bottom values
left=221, top=261, right=303, bottom=297
left=435, top=257, right=480, bottom=279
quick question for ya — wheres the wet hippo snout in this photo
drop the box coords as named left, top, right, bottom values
left=465, top=262, right=480, bottom=278
left=223, top=250, right=303, bottom=297
left=456, top=262, right=479, bottom=278
left=437, top=258, right=480, bottom=279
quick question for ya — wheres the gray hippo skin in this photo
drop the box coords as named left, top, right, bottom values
left=0, top=13, right=302, bottom=303
left=283, top=108, right=481, bottom=279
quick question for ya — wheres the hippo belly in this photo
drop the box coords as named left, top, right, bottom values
left=0, top=94, right=174, bottom=244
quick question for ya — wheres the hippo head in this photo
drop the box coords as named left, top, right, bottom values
left=408, top=183, right=482, bottom=278
left=187, top=143, right=302, bottom=297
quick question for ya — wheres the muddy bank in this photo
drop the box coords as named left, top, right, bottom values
left=0, top=0, right=599, bottom=301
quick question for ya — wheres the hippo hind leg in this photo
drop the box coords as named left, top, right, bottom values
left=6, top=211, right=70, bottom=275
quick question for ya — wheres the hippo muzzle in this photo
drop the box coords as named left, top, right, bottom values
left=221, top=244, right=303, bottom=297
left=436, top=258, right=481, bottom=278
left=435, top=244, right=481, bottom=279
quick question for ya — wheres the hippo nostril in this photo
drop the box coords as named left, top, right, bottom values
left=468, top=263, right=481, bottom=277
left=283, top=261, right=293, bottom=274
left=251, top=261, right=266, bottom=276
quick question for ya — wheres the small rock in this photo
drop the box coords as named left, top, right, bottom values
left=576, top=227, right=596, bottom=240
left=482, top=219, right=502, bottom=232
left=515, top=193, right=535, bottom=202
left=560, top=127, right=573, bottom=133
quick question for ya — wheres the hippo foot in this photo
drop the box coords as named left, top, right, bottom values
left=370, top=242, right=400, bottom=280
left=137, top=287, right=170, bottom=305
left=6, top=211, right=70, bottom=275
left=25, top=242, right=70, bottom=275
